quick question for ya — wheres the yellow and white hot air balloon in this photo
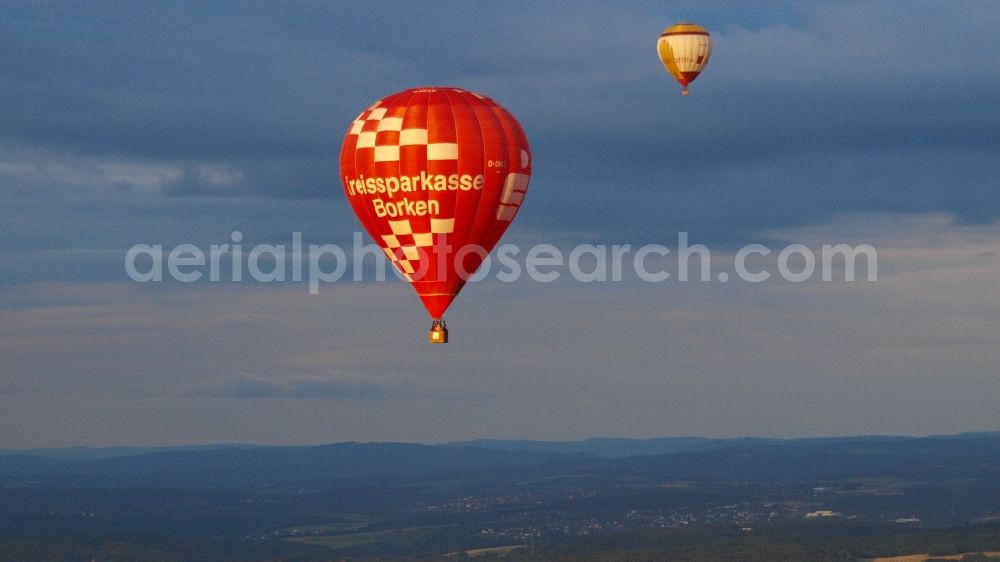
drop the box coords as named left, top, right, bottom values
left=656, top=22, right=712, bottom=95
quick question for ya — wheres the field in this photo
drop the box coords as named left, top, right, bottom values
left=289, top=525, right=453, bottom=551
left=868, top=552, right=1000, bottom=562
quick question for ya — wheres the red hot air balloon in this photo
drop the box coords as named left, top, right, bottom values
left=339, top=87, right=532, bottom=343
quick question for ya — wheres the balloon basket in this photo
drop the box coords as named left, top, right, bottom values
left=428, top=320, right=448, bottom=344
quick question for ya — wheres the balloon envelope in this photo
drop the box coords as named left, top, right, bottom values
left=657, top=22, right=713, bottom=95
left=339, top=87, right=532, bottom=319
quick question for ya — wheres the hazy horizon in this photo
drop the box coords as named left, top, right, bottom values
left=4, top=429, right=1000, bottom=453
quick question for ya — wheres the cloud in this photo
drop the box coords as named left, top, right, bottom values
left=2, top=1, right=997, bottom=220
left=2, top=2, right=1000, bottom=446
left=2, top=211, right=1000, bottom=448
left=200, top=370, right=457, bottom=400
left=204, top=372, right=393, bottom=399
left=2, top=0, right=998, bottom=283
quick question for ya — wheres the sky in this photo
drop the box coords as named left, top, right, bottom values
left=1, top=1, right=999, bottom=447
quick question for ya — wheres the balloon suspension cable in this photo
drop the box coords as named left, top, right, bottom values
left=428, top=319, right=449, bottom=344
